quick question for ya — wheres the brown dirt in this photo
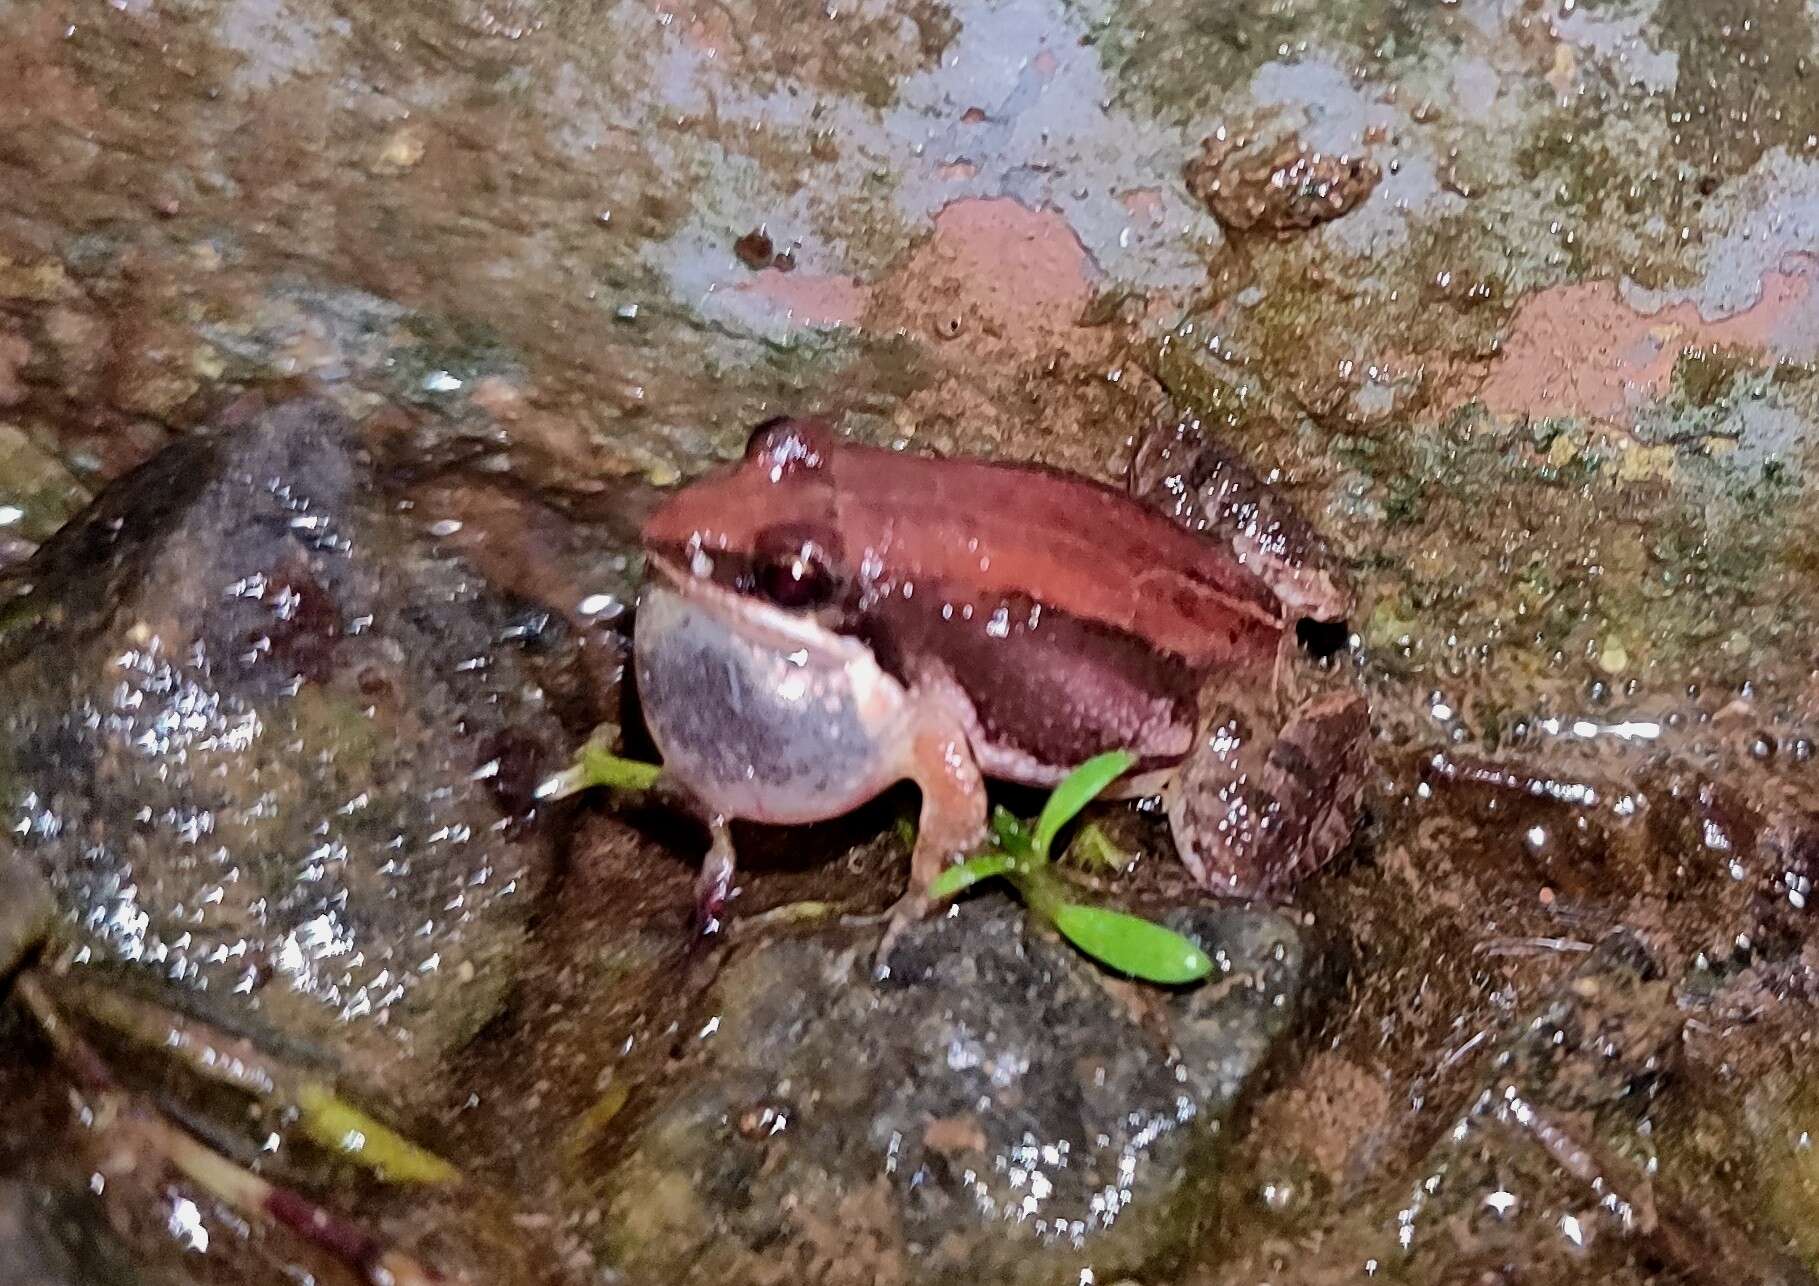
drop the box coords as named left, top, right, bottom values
left=865, top=197, right=1098, bottom=351
left=1245, top=1051, right=1394, bottom=1185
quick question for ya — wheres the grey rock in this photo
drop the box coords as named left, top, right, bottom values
left=0, top=1178, right=148, bottom=1286
left=601, top=898, right=1302, bottom=1286
left=0, top=398, right=565, bottom=1094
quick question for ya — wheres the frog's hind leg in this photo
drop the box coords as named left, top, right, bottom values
left=1271, top=622, right=1332, bottom=710
left=872, top=694, right=991, bottom=972
left=1279, top=690, right=1373, bottom=875
left=1167, top=688, right=1370, bottom=895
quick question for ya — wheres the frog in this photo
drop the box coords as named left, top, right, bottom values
left=632, top=415, right=1370, bottom=938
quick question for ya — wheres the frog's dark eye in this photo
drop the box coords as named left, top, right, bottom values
left=744, top=416, right=795, bottom=458
left=744, top=417, right=833, bottom=476
left=753, top=538, right=836, bottom=607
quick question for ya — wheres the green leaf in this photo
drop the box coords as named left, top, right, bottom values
left=1049, top=904, right=1214, bottom=984
left=1032, top=750, right=1135, bottom=861
left=562, top=1082, right=631, bottom=1173
left=1062, top=821, right=1134, bottom=873
left=537, top=745, right=663, bottom=799
left=927, top=853, right=1018, bottom=902
left=295, top=1082, right=460, bottom=1184
left=991, top=805, right=1036, bottom=861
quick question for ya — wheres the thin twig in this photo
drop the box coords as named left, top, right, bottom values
left=14, top=973, right=454, bottom=1285
left=1474, top=937, right=1594, bottom=958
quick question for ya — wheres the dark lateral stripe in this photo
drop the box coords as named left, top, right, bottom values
left=859, top=578, right=1261, bottom=776
left=1269, top=737, right=1317, bottom=791
left=826, top=445, right=1284, bottom=664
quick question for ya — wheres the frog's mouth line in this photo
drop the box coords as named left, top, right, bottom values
left=643, top=552, right=693, bottom=590
left=644, top=544, right=763, bottom=601
left=640, top=553, right=873, bottom=668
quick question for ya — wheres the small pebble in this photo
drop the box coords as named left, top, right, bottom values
left=734, top=227, right=774, bottom=269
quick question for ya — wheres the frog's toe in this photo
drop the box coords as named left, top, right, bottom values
left=692, top=821, right=738, bottom=936
left=868, top=890, right=935, bottom=980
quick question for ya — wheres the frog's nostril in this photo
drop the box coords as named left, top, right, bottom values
left=1296, top=617, right=1350, bottom=662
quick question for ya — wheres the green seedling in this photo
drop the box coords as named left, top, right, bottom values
left=929, top=751, right=1213, bottom=986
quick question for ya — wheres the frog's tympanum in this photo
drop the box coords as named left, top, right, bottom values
left=634, top=417, right=1369, bottom=935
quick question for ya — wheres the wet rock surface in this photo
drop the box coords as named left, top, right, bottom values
left=3, top=0, right=1819, bottom=1281
left=0, top=398, right=564, bottom=1092
left=601, top=900, right=1302, bottom=1286
left=1242, top=934, right=1819, bottom=1284
left=0, top=1178, right=141, bottom=1286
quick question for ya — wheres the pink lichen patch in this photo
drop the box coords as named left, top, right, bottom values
left=1031, top=48, right=1059, bottom=78
left=937, top=161, right=979, bottom=182
left=1119, top=188, right=1167, bottom=228
left=731, top=269, right=870, bottom=328
left=867, top=197, right=1097, bottom=351
left=647, top=0, right=736, bottom=55
left=1478, top=261, right=1818, bottom=422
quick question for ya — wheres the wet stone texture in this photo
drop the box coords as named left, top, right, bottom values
left=3, top=0, right=1819, bottom=1282
left=0, top=398, right=563, bottom=1094
left=603, top=902, right=1301, bottom=1286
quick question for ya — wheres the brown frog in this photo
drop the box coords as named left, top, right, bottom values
left=633, top=416, right=1370, bottom=935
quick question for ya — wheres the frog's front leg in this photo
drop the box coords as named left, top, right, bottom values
left=695, top=816, right=738, bottom=935
left=1166, top=687, right=1370, bottom=895
left=605, top=766, right=742, bottom=936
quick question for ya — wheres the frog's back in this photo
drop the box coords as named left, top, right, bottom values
left=827, top=442, right=1286, bottom=667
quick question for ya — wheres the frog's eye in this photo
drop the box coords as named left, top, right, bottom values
left=744, top=417, right=832, bottom=476
left=754, top=534, right=838, bottom=610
